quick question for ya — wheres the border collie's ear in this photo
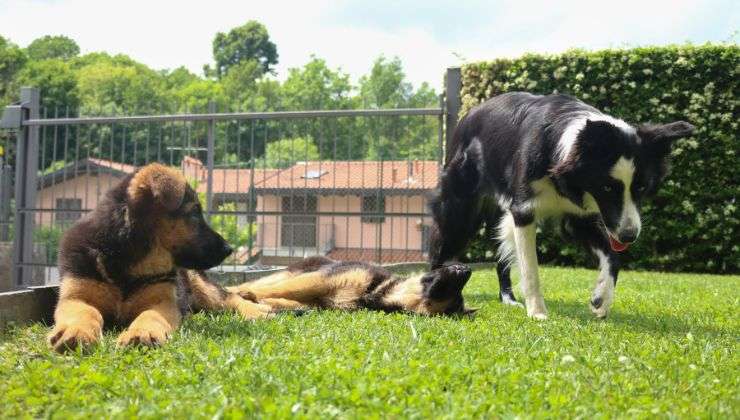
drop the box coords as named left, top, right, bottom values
left=638, top=121, right=695, bottom=155
left=551, top=119, right=615, bottom=177
left=127, top=163, right=186, bottom=212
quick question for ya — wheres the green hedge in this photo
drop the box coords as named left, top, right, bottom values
left=458, top=44, right=739, bottom=273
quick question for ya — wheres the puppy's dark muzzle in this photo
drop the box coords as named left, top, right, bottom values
left=445, top=264, right=471, bottom=279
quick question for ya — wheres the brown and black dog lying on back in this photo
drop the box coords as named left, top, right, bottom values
left=228, top=256, right=475, bottom=316
left=49, top=163, right=271, bottom=353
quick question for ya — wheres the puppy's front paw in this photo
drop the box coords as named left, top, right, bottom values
left=117, top=321, right=170, bottom=348
left=48, top=322, right=101, bottom=353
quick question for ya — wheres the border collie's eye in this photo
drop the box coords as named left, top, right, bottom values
left=635, top=185, right=646, bottom=193
left=603, top=185, right=613, bottom=193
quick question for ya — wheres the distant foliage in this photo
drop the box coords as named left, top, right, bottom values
left=459, top=44, right=739, bottom=273
left=210, top=20, right=278, bottom=78
left=25, top=35, right=80, bottom=61
left=264, top=137, right=320, bottom=168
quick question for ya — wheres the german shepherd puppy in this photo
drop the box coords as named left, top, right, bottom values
left=49, top=163, right=271, bottom=353
left=228, top=256, right=476, bottom=316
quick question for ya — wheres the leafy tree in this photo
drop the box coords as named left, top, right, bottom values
left=211, top=21, right=277, bottom=78
left=75, top=55, right=166, bottom=113
left=173, top=79, right=226, bottom=112
left=221, top=59, right=263, bottom=104
left=281, top=56, right=353, bottom=110
left=0, top=36, right=27, bottom=106
left=358, top=56, right=439, bottom=160
left=211, top=202, right=256, bottom=260
left=264, top=136, right=320, bottom=168
left=11, top=59, right=79, bottom=110
left=26, top=35, right=79, bottom=61
left=161, top=66, right=200, bottom=92
left=358, top=56, right=411, bottom=109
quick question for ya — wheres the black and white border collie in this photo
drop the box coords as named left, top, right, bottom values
left=429, top=92, right=694, bottom=319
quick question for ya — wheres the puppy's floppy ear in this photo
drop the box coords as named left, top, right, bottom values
left=127, top=163, right=186, bottom=212
left=638, top=121, right=695, bottom=156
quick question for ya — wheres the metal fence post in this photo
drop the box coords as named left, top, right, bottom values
left=205, top=101, right=215, bottom=221
left=12, top=87, right=40, bottom=287
left=444, top=67, right=462, bottom=164
left=0, top=157, right=11, bottom=241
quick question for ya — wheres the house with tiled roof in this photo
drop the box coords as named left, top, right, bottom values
left=252, top=160, right=439, bottom=265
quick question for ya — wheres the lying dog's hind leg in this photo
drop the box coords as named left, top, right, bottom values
left=183, top=270, right=272, bottom=320
left=245, top=271, right=333, bottom=302
left=258, top=298, right=310, bottom=311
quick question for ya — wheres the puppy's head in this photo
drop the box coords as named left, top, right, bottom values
left=552, top=119, right=695, bottom=252
left=127, top=163, right=232, bottom=270
left=419, top=263, right=475, bottom=315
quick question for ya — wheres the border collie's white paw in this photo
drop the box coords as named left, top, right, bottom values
left=525, top=296, right=548, bottom=320
left=590, top=301, right=610, bottom=319
left=590, top=290, right=614, bottom=319
left=501, top=294, right=524, bottom=308
left=529, top=312, right=548, bottom=320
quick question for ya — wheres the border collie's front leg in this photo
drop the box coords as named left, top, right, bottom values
left=589, top=248, right=619, bottom=319
left=566, top=217, right=621, bottom=318
left=512, top=221, right=548, bottom=320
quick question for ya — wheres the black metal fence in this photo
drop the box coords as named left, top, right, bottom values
left=0, top=69, right=463, bottom=291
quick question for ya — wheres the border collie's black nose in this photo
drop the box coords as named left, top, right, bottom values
left=619, top=229, right=638, bottom=244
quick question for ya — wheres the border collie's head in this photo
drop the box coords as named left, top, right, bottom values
left=552, top=118, right=695, bottom=252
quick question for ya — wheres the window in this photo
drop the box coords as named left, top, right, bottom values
left=281, top=195, right=317, bottom=248
left=361, top=194, right=385, bottom=224
left=56, top=198, right=82, bottom=225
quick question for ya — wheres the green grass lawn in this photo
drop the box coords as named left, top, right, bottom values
left=1, top=266, right=738, bottom=418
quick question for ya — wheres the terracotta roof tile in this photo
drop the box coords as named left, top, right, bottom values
left=326, top=248, right=426, bottom=263
left=253, top=161, right=439, bottom=191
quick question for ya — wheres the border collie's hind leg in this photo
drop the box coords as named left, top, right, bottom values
left=485, top=208, right=522, bottom=307
left=496, top=263, right=522, bottom=307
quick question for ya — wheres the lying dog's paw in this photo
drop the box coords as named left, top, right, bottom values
left=116, top=322, right=170, bottom=348
left=237, top=290, right=258, bottom=302
left=48, top=322, right=101, bottom=353
left=234, top=299, right=274, bottom=319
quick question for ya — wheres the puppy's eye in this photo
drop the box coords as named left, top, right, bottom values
left=635, top=185, right=646, bottom=193
left=603, top=185, right=613, bottom=193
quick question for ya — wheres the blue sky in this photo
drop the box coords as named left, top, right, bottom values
left=0, top=0, right=737, bottom=90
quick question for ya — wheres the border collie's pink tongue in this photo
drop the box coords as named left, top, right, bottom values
left=609, top=236, right=629, bottom=252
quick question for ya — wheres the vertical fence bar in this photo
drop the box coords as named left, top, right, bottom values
left=206, top=101, right=215, bottom=221
left=12, top=87, right=40, bottom=287
left=444, top=67, right=462, bottom=164
left=0, top=156, right=11, bottom=242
